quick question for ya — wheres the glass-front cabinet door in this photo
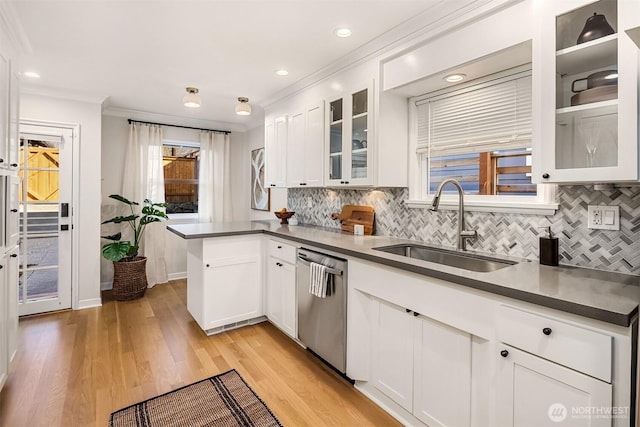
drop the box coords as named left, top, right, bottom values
left=326, top=83, right=374, bottom=186
left=535, top=0, right=639, bottom=183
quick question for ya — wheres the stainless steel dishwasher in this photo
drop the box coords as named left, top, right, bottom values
left=296, top=247, right=348, bottom=375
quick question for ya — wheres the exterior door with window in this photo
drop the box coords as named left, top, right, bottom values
left=18, top=124, right=73, bottom=316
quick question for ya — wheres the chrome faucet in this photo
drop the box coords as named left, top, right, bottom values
left=429, top=178, right=477, bottom=251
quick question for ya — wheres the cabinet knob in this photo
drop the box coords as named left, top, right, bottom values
left=0, top=158, right=4, bottom=163
left=277, top=245, right=282, bottom=249
left=542, top=327, right=552, bottom=336
left=405, top=308, right=411, bottom=313
left=10, top=208, right=17, bottom=213
left=270, top=184, right=276, bottom=187
left=10, top=163, right=17, bottom=167
left=10, top=254, right=17, bottom=258
left=205, top=263, right=210, bottom=267
left=542, top=173, right=550, bottom=179
left=0, top=265, right=3, bottom=269
left=413, top=311, right=420, bottom=317
left=300, top=183, right=307, bottom=186
left=500, top=349, right=509, bottom=358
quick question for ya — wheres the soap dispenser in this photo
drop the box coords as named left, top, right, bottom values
left=539, top=226, right=559, bottom=266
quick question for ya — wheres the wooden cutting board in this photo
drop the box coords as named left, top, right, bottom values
left=331, top=205, right=375, bottom=235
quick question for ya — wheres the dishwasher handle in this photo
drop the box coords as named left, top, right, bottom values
left=297, top=254, right=343, bottom=276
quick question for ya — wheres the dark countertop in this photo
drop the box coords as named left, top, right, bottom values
left=168, top=221, right=640, bottom=327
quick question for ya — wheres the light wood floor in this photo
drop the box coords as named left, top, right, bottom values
left=0, top=279, right=400, bottom=427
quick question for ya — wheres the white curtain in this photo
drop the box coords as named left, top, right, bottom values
left=198, top=131, right=233, bottom=223
left=122, top=123, right=168, bottom=287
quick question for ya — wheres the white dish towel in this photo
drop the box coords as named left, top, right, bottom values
left=309, top=262, right=330, bottom=298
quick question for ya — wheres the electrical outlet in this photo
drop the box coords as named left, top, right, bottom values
left=307, top=196, right=313, bottom=208
left=588, top=205, right=620, bottom=230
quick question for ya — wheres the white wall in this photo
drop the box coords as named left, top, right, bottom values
left=21, top=93, right=103, bottom=309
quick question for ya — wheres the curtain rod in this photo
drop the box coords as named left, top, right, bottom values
left=127, top=119, right=231, bottom=135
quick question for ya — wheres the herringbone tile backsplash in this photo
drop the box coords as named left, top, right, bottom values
left=288, top=186, right=640, bottom=275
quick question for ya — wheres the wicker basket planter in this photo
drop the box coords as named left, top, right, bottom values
left=112, top=256, right=148, bottom=301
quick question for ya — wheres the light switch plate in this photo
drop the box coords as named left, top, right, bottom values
left=587, top=205, right=620, bottom=230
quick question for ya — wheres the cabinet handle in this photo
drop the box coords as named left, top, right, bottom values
left=413, top=311, right=420, bottom=317
left=405, top=308, right=411, bottom=313
left=300, top=183, right=307, bottom=186
left=276, top=262, right=283, bottom=267
left=277, top=245, right=282, bottom=249
left=542, top=173, right=550, bottom=179
left=500, top=349, right=509, bottom=358
left=10, top=163, right=17, bottom=167
left=0, top=265, right=3, bottom=269
left=10, top=208, right=17, bottom=212
left=270, top=184, right=276, bottom=187
left=10, top=254, right=17, bottom=258
left=542, top=327, right=552, bottom=336
left=205, top=263, right=210, bottom=267
left=0, top=158, right=4, bottom=163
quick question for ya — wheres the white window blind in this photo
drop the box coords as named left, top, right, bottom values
left=416, top=70, right=532, bottom=156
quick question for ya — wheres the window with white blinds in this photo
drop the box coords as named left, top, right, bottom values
left=415, top=70, right=532, bottom=156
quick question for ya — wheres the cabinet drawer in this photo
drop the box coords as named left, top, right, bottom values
left=497, top=305, right=612, bottom=382
left=268, top=240, right=297, bottom=264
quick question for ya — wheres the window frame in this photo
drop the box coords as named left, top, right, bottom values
left=406, top=66, right=558, bottom=215
left=162, top=139, right=200, bottom=218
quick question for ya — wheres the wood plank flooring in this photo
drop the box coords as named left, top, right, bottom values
left=0, top=279, right=400, bottom=427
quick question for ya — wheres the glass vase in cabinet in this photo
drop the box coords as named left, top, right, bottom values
left=535, top=0, right=639, bottom=183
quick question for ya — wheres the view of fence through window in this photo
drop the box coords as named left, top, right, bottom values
left=428, top=148, right=535, bottom=196
left=163, top=144, right=199, bottom=213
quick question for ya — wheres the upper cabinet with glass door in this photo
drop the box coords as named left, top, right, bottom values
left=326, top=84, right=374, bottom=186
left=535, top=0, right=640, bottom=183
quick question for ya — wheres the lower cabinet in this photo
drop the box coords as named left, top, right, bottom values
left=265, top=240, right=297, bottom=338
left=0, top=252, right=7, bottom=390
left=372, top=297, right=473, bottom=427
left=348, top=258, right=633, bottom=427
left=186, top=235, right=263, bottom=333
left=496, top=345, right=612, bottom=427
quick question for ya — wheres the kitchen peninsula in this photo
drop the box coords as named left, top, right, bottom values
left=168, top=220, right=638, bottom=427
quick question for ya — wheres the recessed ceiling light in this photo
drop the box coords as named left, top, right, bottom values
left=444, top=73, right=466, bottom=83
left=275, top=69, right=289, bottom=76
left=335, top=28, right=352, bottom=38
left=23, top=71, right=40, bottom=79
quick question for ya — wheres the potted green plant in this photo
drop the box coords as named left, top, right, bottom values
left=101, top=194, right=168, bottom=300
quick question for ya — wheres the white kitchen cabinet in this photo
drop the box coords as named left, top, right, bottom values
left=5, top=175, right=18, bottom=248
left=0, top=51, right=8, bottom=170
left=534, top=0, right=640, bottom=183
left=186, top=235, right=263, bottom=334
left=264, top=115, right=287, bottom=188
left=496, top=345, right=612, bottom=427
left=326, top=83, right=374, bottom=186
left=287, top=102, right=324, bottom=188
left=372, top=299, right=414, bottom=412
left=496, top=304, right=615, bottom=427
left=0, top=253, right=7, bottom=390
left=265, top=239, right=297, bottom=338
left=371, top=296, right=473, bottom=426
left=5, top=246, right=17, bottom=366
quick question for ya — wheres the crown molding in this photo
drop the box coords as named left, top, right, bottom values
left=101, top=106, right=248, bottom=133
left=260, top=0, right=520, bottom=109
left=21, top=85, right=108, bottom=105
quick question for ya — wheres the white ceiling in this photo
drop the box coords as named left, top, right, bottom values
left=9, top=0, right=446, bottom=130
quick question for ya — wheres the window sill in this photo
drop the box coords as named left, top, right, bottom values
left=405, top=199, right=558, bottom=215
left=167, top=213, right=199, bottom=222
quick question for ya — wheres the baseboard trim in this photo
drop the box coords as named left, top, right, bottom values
left=168, top=272, right=187, bottom=281
left=78, top=298, right=102, bottom=310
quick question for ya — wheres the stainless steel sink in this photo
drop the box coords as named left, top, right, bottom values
left=372, top=244, right=516, bottom=272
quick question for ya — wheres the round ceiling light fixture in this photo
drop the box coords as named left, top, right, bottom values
left=23, top=71, right=41, bottom=79
left=235, top=97, right=252, bottom=116
left=444, top=73, right=467, bottom=83
left=335, top=27, right=352, bottom=38
left=183, top=87, right=201, bottom=108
